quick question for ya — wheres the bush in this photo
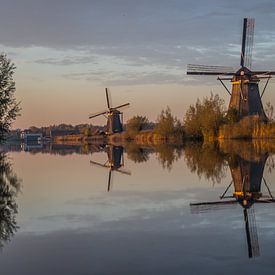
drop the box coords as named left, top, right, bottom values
left=154, top=107, right=184, bottom=139
left=125, top=115, right=149, bottom=138
left=0, top=54, right=20, bottom=139
left=184, top=93, right=225, bottom=140
left=226, top=107, right=239, bottom=124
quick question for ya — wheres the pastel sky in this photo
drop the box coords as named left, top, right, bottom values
left=1, top=0, right=275, bottom=129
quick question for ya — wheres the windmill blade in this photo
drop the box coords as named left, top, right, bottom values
left=240, top=18, right=255, bottom=69
left=112, top=103, right=130, bottom=110
left=263, top=177, right=274, bottom=199
left=89, top=110, right=108, bottom=119
left=107, top=169, right=113, bottom=192
left=90, top=160, right=109, bottom=169
left=187, top=64, right=235, bottom=75
left=254, top=199, right=275, bottom=203
left=115, top=167, right=131, bottom=175
left=243, top=207, right=260, bottom=258
left=105, top=88, right=111, bottom=109
left=190, top=200, right=238, bottom=214
left=253, top=71, right=275, bottom=76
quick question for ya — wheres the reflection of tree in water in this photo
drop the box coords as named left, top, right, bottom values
left=0, top=152, right=21, bottom=248
left=125, top=143, right=184, bottom=170
left=125, top=143, right=151, bottom=163
left=184, top=143, right=227, bottom=184
left=155, top=144, right=183, bottom=171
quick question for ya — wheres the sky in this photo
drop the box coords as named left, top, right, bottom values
left=1, top=0, right=275, bottom=129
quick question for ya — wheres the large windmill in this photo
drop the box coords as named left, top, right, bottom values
left=90, top=145, right=131, bottom=191
left=190, top=152, right=275, bottom=258
left=89, top=88, right=130, bottom=135
left=187, top=18, right=275, bottom=121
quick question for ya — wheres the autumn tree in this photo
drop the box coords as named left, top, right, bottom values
left=154, top=107, right=183, bottom=139
left=184, top=94, right=225, bottom=140
left=0, top=54, right=20, bottom=139
left=125, top=115, right=149, bottom=138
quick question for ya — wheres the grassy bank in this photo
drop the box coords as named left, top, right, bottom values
left=219, top=116, right=275, bottom=140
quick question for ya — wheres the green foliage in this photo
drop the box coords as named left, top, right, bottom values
left=125, top=115, right=150, bottom=139
left=155, top=144, right=182, bottom=171
left=126, top=143, right=150, bottom=163
left=184, top=94, right=225, bottom=140
left=184, top=142, right=227, bottom=184
left=154, top=107, right=184, bottom=139
left=0, top=152, right=21, bottom=248
left=0, top=54, right=20, bottom=139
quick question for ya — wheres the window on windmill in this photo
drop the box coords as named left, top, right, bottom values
left=240, top=71, right=244, bottom=76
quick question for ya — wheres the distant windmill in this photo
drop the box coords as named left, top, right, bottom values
left=89, top=88, right=130, bottom=135
left=90, top=145, right=131, bottom=191
left=190, top=152, right=275, bottom=258
left=187, top=18, right=275, bottom=121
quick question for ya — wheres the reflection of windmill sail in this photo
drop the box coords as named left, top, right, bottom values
left=190, top=150, right=274, bottom=259
left=90, top=146, right=131, bottom=191
left=244, top=207, right=259, bottom=258
left=89, top=88, right=130, bottom=135
left=190, top=200, right=237, bottom=214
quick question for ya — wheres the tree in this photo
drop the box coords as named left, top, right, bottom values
left=125, top=115, right=149, bottom=138
left=154, top=107, right=183, bottom=139
left=0, top=54, right=20, bottom=139
left=184, top=94, right=225, bottom=140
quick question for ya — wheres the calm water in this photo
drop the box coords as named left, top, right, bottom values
left=1, top=141, right=275, bottom=274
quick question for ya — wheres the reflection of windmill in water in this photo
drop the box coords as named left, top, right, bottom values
left=90, top=145, right=131, bottom=191
left=187, top=18, right=275, bottom=121
left=89, top=88, right=130, bottom=135
left=190, top=152, right=275, bottom=258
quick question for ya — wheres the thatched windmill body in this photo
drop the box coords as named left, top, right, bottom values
left=190, top=152, right=274, bottom=258
left=89, top=88, right=130, bottom=135
left=187, top=18, right=275, bottom=121
left=90, top=145, right=131, bottom=191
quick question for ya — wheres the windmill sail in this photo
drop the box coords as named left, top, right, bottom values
left=187, top=64, right=234, bottom=75
left=89, top=88, right=130, bottom=134
left=244, top=207, right=260, bottom=258
left=107, top=169, right=113, bottom=192
left=90, top=145, right=131, bottom=191
left=190, top=200, right=238, bottom=214
left=241, top=18, right=255, bottom=69
left=105, top=88, right=111, bottom=109
left=89, top=110, right=108, bottom=119
left=112, top=103, right=130, bottom=110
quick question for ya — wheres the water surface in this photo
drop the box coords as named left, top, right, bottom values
left=0, top=141, right=275, bottom=274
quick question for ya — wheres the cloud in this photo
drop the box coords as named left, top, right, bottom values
left=1, top=0, right=275, bottom=50
left=34, top=55, right=98, bottom=66
left=2, top=0, right=275, bottom=86
left=62, top=67, right=197, bottom=86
